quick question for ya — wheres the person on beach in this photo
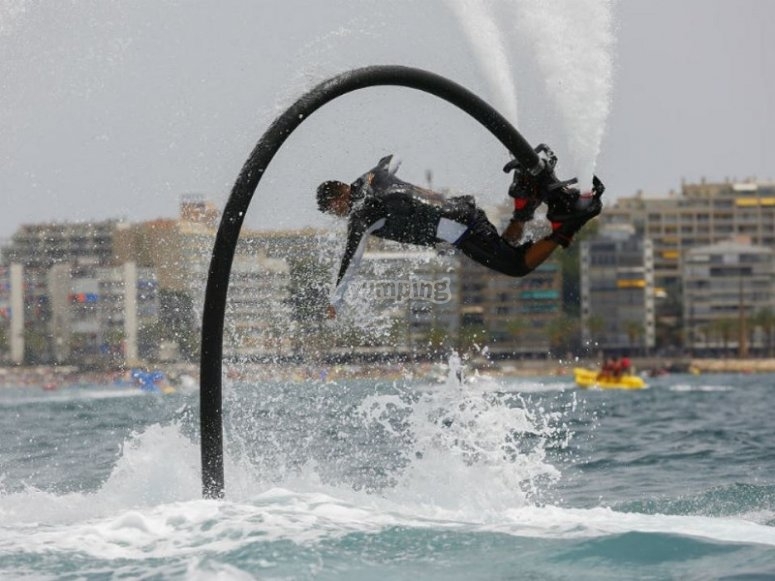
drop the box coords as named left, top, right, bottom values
left=317, top=154, right=604, bottom=317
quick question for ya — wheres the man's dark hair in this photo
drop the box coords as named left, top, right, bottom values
left=317, top=180, right=349, bottom=213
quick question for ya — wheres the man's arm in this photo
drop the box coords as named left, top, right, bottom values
left=329, top=214, right=386, bottom=315
left=502, top=218, right=560, bottom=270
left=522, top=238, right=561, bottom=270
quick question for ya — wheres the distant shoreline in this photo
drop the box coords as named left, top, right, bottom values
left=3, top=357, right=775, bottom=389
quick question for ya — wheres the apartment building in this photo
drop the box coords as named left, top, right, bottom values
left=0, top=267, right=10, bottom=360
left=0, top=265, right=24, bottom=364
left=458, top=257, right=562, bottom=357
left=580, top=225, right=656, bottom=353
left=604, top=179, right=775, bottom=344
left=605, top=180, right=775, bottom=290
left=2, top=220, right=119, bottom=269
left=225, top=252, right=293, bottom=360
left=47, top=262, right=160, bottom=365
left=1, top=198, right=298, bottom=364
left=1, top=220, right=123, bottom=363
left=682, top=239, right=775, bottom=355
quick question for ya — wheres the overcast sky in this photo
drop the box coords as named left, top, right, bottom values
left=1, top=0, right=773, bottom=239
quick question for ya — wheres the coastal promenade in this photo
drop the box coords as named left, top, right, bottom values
left=3, top=357, right=775, bottom=389
left=0, top=364, right=197, bottom=389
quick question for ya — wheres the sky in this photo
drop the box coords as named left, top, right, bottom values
left=1, top=0, right=773, bottom=239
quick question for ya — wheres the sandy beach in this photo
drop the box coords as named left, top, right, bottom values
left=3, top=356, right=775, bottom=390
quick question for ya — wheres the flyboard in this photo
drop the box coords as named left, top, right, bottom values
left=199, top=65, right=588, bottom=499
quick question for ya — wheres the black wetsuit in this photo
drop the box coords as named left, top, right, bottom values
left=331, top=155, right=535, bottom=306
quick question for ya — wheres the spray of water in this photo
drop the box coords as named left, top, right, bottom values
left=448, top=0, right=615, bottom=188
left=355, top=355, right=569, bottom=514
left=446, top=0, right=519, bottom=126
left=512, top=0, right=616, bottom=187
left=0, top=0, right=30, bottom=37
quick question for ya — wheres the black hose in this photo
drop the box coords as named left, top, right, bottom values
left=200, top=65, right=541, bottom=499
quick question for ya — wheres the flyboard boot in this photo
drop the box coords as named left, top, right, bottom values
left=503, top=143, right=605, bottom=247
left=503, top=143, right=579, bottom=222
left=545, top=175, right=605, bottom=247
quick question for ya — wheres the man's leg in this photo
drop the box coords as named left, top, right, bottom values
left=501, top=217, right=526, bottom=247
left=437, top=196, right=559, bottom=277
left=454, top=209, right=535, bottom=277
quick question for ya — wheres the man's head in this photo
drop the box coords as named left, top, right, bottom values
left=317, top=181, right=352, bottom=217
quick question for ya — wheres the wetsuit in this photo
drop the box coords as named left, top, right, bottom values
left=331, top=155, right=536, bottom=307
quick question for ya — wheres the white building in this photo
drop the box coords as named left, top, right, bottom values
left=48, top=263, right=160, bottom=365
left=224, top=253, right=293, bottom=360
left=580, top=224, right=656, bottom=353
left=682, top=239, right=775, bottom=354
left=0, top=264, right=24, bottom=364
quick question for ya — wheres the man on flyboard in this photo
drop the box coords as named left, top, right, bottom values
left=317, top=147, right=604, bottom=317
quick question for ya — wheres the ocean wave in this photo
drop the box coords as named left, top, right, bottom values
left=2, top=489, right=775, bottom=580
left=614, top=482, right=775, bottom=523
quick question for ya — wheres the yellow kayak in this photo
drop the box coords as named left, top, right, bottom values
left=573, top=367, right=647, bottom=390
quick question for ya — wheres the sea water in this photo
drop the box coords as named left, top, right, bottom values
left=2, top=371, right=774, bottom=579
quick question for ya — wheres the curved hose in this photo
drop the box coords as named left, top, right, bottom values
left=200, top=65, right=541, bottom=498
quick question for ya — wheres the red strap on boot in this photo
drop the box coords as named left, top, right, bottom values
left=514, top=198, right=530, bottom=211
left=547, top=222, right=574, bottom=248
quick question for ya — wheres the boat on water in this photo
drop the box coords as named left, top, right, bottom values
left=573, top=367, right=647, bottom=390
left=113, top=369, right=176, bottom=395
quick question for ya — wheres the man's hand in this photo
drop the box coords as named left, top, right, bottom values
left=326, top=304, right=337, bottom=319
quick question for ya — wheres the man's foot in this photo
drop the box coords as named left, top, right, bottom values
left=505, top=163, right=543, bottom=221
left=503, top=144, right=578, bottom=221
left=545, top=176, right=605, bottom=247
left=547, top=175, right=604, bottom=221
left=546, top=189, right=601, bottom=223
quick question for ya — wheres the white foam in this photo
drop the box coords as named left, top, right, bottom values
left=358, top=383, right=565, bottom=513
left=491, top=504, right=775, bottom=547
left=2, top=398, right=773, bottom=564
left=0, top=424, right=201, bottom=526
left=3, top=489, right=775, bottom=565
left=0, top=387, right=148, bottom=408
left=669, top=384, right=734, bottom=393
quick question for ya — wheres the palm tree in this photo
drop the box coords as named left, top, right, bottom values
left=754, top=307, right=775, bottom=357
left=712, top=318, right=736, bottom=356
left=547, top=315, right=581, bottom=356
left=506, top=317, right=527, bottom=352
left=457, top=323, right=487, bottom=355
left=696, top=322, right=710, bottom=352
left=24, top=328, right=50, bottom=365
left=586, top=314, right=606, bottom=347
left=424, top=325, right=451, bottom=356
left=624, top=320, right=644, bottom=354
